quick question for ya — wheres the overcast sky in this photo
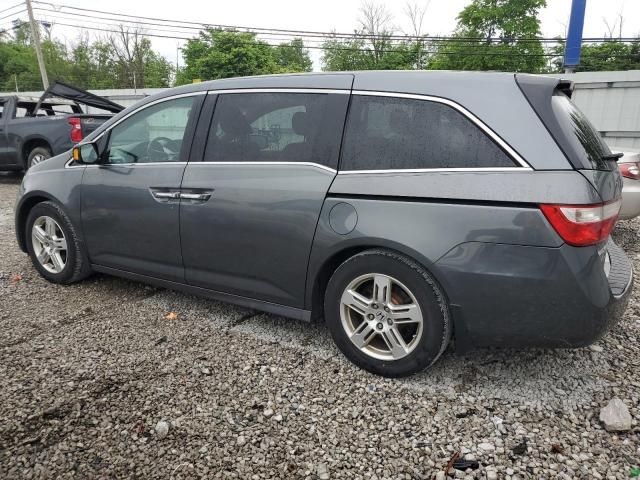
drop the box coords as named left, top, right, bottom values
left=27, top=0, right=640, bottom=70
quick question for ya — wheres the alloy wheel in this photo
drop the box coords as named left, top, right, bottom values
left=31, top=216, right=68, bottom=274
left=30, top=154, right=47, bottom=167
left=340, top=273, right=424, bottom=361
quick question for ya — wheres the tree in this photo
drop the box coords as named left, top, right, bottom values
left=275, top=39, right=312, bottom=72
left=430, top=0, right=547, bottom=73
left=404, top=1, right=430, bottom=68
left=0, top=19, right=173, bottom=91
left=359, top=1, right=394, bottom=64
left=321, top=1, right=427, bottom=71
left=176, top=29, right=314, bottom=84
left=549, top=39, right=640, bottom=72
left=322, top=35, right=376, bottom=71
left=107, top=26, right=173, bottom=88
left=176, top=29, right=278, bottom=84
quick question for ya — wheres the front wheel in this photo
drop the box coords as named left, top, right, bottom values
left=25, top=201, right=91, bottom=284
left=324, top=249, right=451, bottom=377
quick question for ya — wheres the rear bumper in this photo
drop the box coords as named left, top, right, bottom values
left=436, top=239, right=633, bottom=349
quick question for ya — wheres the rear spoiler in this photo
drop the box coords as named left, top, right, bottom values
left=33, top=81, right=124, bottom=115
left=556, top=79, right=575, bottom=99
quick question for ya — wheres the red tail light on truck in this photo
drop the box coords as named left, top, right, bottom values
left=68, top=117, right=83, bottom=143
left=540, top=199, right=622, bottom=247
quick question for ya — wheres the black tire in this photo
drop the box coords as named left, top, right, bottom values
left=26, top=146, right=52, bottom=169
left=25, top=201, right=92, bottom=284
left=324, top=249, right=451, bottom=377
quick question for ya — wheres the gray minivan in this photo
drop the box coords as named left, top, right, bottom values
left=14, top=72, right=633, bottom=377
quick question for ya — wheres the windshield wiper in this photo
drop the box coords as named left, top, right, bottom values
left=602, top=152, right=624, bottom=161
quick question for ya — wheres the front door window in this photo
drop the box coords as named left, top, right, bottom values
left=106, top=96, right=195, bottom=164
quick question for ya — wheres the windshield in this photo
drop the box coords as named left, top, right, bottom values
left=550, top=93, right=613, bottom=171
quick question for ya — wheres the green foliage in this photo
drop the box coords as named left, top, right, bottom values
left=176, top=30, right=312, bottom=85
left=430, top=0, right=548, bottom=73
left=549, top=39, right=640, bottom=72
left=321, top=33, right=426, bottom=71
left=275, top=39, right=313, bottom=73
left=322, top=36, right=375, bottom=71
left=0, top=21, right=174, bottom=91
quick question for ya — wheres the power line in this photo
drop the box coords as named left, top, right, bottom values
left=31, top=1, right=639, bottom=44
left=32, top=6, right=546, bottom=44
left=0, top=8, right=26, bottom=22
left=29, top=8, right=640, bottom=55
left=33, top=9, right=560, bottom=50
left=2, top=3, right=634, bottom=64
left=33, top=19, right=640, bottom=61
left=0, top=2, right=24, bottom=16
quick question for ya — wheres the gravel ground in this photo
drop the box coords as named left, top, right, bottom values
left=0, top=172, right=638, bottom=479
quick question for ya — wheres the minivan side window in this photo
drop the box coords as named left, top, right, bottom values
left=340, top=95, right=516, bottom=171
left=105, top=96, right=195, bottom=164
left=204, top=92, right=348, bottom=168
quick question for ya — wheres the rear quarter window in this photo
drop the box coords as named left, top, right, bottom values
left=550, top=93, right=613, bottom=171
left=340, top=95, right=516, bottom=171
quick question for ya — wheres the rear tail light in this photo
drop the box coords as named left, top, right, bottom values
left=540, top=199, right=621, bottom=247
left=68, top=117, right=83, bottom=143
left=619, top=162, right=640, bottom=180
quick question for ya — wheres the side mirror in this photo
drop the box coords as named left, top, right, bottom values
left=72, top=143, right=99, bottom=164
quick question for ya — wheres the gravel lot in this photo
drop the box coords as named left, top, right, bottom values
left=0, top=172, right=639, bottom=479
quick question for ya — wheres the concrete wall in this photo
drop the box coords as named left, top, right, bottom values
left=4, top=70, right=640, bottom=151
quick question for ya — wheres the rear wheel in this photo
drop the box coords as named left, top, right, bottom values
left=27, top=146, right=52, bottom=169
left=324, top=249, right=451, bottom=377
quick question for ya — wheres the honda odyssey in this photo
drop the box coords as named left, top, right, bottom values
left=15, top=71, right=633, bottom=377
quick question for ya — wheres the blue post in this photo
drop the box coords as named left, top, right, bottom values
left=563, top=0, right=587, bottom=73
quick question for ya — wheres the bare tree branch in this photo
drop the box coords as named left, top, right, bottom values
left=107, top=25, right=147, bottom=88
left=404, top=1, right=430, bottom=37
left=358, top=1, right=394, bottom=62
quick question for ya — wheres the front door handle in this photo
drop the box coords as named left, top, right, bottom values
left=152, top=191, right=180, bottom=200
left=180, top=192, right=211, bottom=201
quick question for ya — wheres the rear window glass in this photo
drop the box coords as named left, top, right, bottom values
left=340, top=95, right=516, bottom=171
left=205, top=92, right=348, bottom=168
left=550, top=93, right=613, bottom=171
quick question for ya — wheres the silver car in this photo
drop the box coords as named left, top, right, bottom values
left=617, top=151, right=640, bottom=219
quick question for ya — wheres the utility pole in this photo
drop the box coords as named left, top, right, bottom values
left=563, top=0, right=587, bottom=74
left=25, top=0, right=49, bottom=89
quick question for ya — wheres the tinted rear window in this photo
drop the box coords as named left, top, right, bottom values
left=551, top=93, right=613, bottom=171
left=205, top=92, right=348, bottom=168
left=340, top=95, right=516, bottom=171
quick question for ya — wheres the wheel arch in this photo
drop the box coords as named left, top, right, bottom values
left=15, top=192, right=59, bottom=252
left=21, top=136, right=52, bottom=168
left=307, top=238, right=452, bottom=322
